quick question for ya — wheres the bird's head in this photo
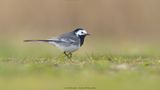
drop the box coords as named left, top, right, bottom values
left=74, top=28, right=90, bottom=37
left=73, top=28, right=90, bottom=46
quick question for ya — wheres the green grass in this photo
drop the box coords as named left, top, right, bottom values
left=0, top=55, right=160, bottom=90
left=0, top=43, right=160, bottom=90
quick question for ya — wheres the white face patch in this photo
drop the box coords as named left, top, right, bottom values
left=76, top=30, right=88, bottom=36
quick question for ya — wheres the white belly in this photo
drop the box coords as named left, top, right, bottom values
left=49, top=42, right=80, bottom=52
left=59, top=45, right=80, bottom=52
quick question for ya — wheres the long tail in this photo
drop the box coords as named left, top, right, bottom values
left=24, top=40, right=54, bottom=42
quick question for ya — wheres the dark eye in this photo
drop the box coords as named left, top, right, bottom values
left=81, top=32, right=84, bottom=34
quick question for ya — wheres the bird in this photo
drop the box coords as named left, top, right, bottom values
left=24, top=28, right=90, bottom=58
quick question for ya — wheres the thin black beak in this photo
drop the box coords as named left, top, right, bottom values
left=86, top=33, right=90, bottom=36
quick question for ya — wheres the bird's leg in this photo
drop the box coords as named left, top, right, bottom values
left=64, top=52, right=70, bottom=59
left=64, top=52, right=72, bottom=59
left=64, top=52, right=74, bottom=64
left=64, top=51, right=69, bottom=58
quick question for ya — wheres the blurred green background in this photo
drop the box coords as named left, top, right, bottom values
left=1, top=0, right=160, bottom=56
left=0, top=0, right=160, bottom=90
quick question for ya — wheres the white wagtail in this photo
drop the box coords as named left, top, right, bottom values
left=24, top=28, right=90, bottom=58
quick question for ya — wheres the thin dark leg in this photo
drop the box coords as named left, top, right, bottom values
left=64, top=51, right=69, bottom=58
left=64, top=52, right=72, bottom=59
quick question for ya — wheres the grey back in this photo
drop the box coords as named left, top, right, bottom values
left=52, top=31, right=80, bottom=47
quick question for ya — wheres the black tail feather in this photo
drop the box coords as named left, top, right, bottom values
left=24, top=40, right=54, bottom=42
